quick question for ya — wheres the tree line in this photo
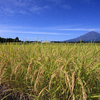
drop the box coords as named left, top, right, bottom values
left=0, top=37, right=21, bottom=43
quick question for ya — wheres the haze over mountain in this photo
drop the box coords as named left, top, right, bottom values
left=66, top=31, right=100, bottom=42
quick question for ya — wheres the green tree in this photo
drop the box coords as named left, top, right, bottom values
left=15, top=37, right=19, bottom=42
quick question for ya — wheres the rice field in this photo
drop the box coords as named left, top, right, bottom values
left=0, top=42, right=100, bottom=100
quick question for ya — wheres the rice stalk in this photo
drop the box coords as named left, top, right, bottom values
left=26, top=58, right=34, bottom=82
left=49, top=73, right=56, bottom=90
left=78, top=78, right=87, bottom=100
left=34, top=66, right=44, bottom=93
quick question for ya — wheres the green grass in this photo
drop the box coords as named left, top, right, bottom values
left=0, top=42, right=100, bottom=100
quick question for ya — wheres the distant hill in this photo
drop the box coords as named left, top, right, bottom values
left=65, top=31, right=100, bottom=42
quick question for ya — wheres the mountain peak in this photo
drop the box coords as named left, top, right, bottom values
left=84, top=31, right=100, bottom=37
left=86, top=31, right=100, bottom=35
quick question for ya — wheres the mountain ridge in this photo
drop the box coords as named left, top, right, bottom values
left=65, top=31, right=100, bottom=42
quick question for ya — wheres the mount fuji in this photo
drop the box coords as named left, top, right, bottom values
left=66, top=31, right=100, bottom=42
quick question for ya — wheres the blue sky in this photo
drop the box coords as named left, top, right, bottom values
left=0, top=0, right=100, bottom=41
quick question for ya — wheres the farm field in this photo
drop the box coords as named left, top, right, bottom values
left=0, top=42, right=100, bottom=100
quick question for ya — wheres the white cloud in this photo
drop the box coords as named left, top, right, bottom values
left=63, top=5, right=71, bottom=9
left=0, top=0, right=50, bottom=15
left=2, top=8, right=14, bottom=13
left=30, top=5, right=49, bottom=12
left=0, top=25, right=100, bottom=32
left=57, top=28, right=100, bottom=31
left=13, top=0, right=28, bottom=7
left=0, top=30, right=70, bottom=35
left=0, top=0, right=31, bottom=15
left=18, top=10, right=27, bottom=14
